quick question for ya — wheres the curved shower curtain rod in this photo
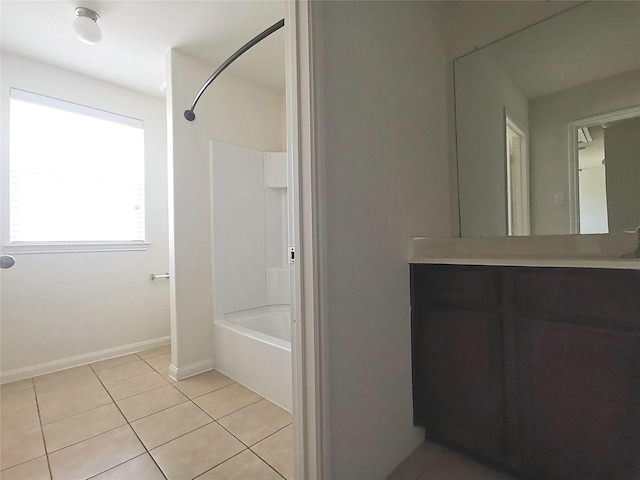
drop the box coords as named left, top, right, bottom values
left=184, top=18, right=285, bottom=122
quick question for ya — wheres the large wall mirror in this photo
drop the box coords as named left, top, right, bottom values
left=455, top=1, right=640, bottom=237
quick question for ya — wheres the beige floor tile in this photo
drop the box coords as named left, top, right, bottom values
left=33, top=365, right=94, bottom=387
left=131, top=401, right=212, bottom=449
left=0, top=456, right=50, bottom=480
left=218, top=399, right=292, bottom=446
left=391, top=443, right=433, bottom=480
left=38, top=385, right=112, bottom=425
left=0, top=378, right=33, bottom=396
left=116, top=385, right=187, bottom=422
left=150, top=423, right=244, bottom=480
left=197, top=450, right=281, bottom=480
left=1, top=403, right=40, bottom=436
left=154, top=367, right=177, bottom=384
left=48, top=425, right=144, bottom=480
left=394, top=442, right=514, bottom=480
left=105, top=371, right=168, bottom=401
left=95, top=361, right=153, bottom=385
left=194, top=383, right=262, bottom=420
left=0, top=426, right=46, bottom=470
left=386, top=474, right=405, bottom=480
left=252, top=425, right=293, bottom=479
left=137, top=345, right=170, bottom=360
left=144, top=353, right=171, bottom=371
left=174, top=370, right=234, bottom=399
left=35, top=374, right=104, bottom=400
left=43, top=403, right=126, bottom=453
left=415, top=456, right=514, bottom=480
left=0, top=388, right=36, bottom=413
left=91, top=453, right=165, bottom=480
left=91, top=354, right=140, bottom=373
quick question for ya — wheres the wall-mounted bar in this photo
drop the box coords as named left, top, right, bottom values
left=184, top=18, right=285, bottom=122
left=150, top=273, right=170, bottom=280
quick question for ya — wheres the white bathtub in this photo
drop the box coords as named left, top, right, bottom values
left=213, top=305, right=292, bottom=411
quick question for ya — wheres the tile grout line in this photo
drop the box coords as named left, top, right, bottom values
left=188, top=381, right=240, bottom=401
left=178, top=384, right=290, bottom=478
left=84, top=452, right=150, bottom=480
left=248, top=422, right=292, bottom=479
left=89, top=357, right=169, bottom=480
left=191, top=392, right=263, bottom=422
left=43, top=423, right=129, bottom=455
left=250, top=421, right=292, bottom=448
left=191, top=449, right=249, bottom=480
left=120, top=395, right=190, bottom=424
left=31, top=346, right=169, bottom=384
left=6, top=353, right=292, bottom=480
left=32, top=378, right=55, bottom=480
left=129, top=407, right=216, bottom=452
left=0, top=354, right=168, bottom=475
left=94, top=361, right=158, bottom=387
left=188, top=390, right=292, bottom=478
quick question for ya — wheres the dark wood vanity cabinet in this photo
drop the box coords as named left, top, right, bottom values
left=411, top=264, right=640, bottom=480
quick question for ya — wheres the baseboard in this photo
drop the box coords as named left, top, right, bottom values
left=170, top=358, right=215, bottom=381
left=0, top=336, right=171, bottom=384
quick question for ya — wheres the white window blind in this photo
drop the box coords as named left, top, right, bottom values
left=9, top=89, right=145, bottom=244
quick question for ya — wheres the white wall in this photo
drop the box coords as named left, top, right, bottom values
left=312, top=2, right=451, bottom=477
left=211, top=141, right=267, bottom=316
left=529, top=68, right=640, bottom=234
left=455, top=49, right=528, bottom=237
left=166, top=49, right=284, bottom=379
left=0, top=53, right=169, bottom=380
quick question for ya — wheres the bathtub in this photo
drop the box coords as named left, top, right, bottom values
left=213, top=305, right=292, bottom=411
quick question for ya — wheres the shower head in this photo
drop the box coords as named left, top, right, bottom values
left=184, top=110, right=196, bottom=122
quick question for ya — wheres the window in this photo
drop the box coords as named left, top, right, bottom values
left=8, top=89, right=146, bottom=252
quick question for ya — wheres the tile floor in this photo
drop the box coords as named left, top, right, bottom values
left=388, top=441, right=515, bottom=480
left=0, top=346, right=293, bottom=480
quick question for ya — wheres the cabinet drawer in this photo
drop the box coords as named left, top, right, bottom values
left=411, top=264, right=500, bottom=310
left=514, top=268, right=640, bottom=330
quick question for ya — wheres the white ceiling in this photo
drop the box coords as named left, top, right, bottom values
left=1, top=1, right=286, bottom=98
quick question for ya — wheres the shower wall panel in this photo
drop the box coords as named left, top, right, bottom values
left=211, top=141, right=267, bottom=315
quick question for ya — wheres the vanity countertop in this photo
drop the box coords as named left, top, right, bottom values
left=410, top=255, right=640, bottom=270
left=411, top=233, right=640, bottom=270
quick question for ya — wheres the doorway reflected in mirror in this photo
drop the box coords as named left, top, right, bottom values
left=576, top=112, right=640, bottom=234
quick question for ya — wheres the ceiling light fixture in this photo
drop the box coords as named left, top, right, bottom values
left=73, top=7, right=101, bottom=45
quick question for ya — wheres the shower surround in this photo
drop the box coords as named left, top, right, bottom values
left=210, top=140, right=291, bottom=411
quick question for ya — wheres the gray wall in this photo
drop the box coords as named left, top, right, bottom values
left=313, top=2, right=452, bottom=477
left=455, top=49, right=528, bottom=237
left=529, top=68, right=640, bottom=234
left=605, top=116, right=640, bottom=232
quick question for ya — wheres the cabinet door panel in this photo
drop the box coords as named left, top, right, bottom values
left=518, top=318, right=640, bottom=479
left=419, top=307, right=505, bottom=457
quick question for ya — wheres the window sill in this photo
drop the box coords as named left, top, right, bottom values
left=4, top=242, right=150, bottom=254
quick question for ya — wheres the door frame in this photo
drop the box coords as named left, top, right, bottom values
left=505, top=114, right=530, bottom=236
left=567, top=105, right=640, bottom=234
left=285, top=1, right=329, bottom=478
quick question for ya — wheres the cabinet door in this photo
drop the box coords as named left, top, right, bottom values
left=518, top=318, right=640, bottom=479
left=416, top=307, right=505, bottom=457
